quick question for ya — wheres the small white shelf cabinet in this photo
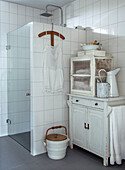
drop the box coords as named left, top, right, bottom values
left=71, top=54, right=114, bottom=96
left=67, top=94, right=125, bottom=166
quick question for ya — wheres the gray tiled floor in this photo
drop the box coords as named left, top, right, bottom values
left=0, top=137, right=125, bottom=170
left=10, top=132, right=30, bottom=151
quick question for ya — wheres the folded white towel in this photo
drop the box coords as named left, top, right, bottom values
left=110, top=105, right=125, bottom=165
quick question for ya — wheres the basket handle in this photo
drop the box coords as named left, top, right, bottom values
left=98, top=69, right=107, bottom=83
left=44, top=126, right=67, bottom=143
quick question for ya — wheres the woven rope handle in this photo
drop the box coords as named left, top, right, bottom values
left=44, top=126, right=67, bottom=143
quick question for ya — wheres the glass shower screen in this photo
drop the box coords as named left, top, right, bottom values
left=7, top=24, right=30, bottom=151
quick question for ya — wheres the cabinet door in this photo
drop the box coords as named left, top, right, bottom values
left=72, top=105, right=87, bottom=148
left=88, top=108, right=104, bottom=156
left=71, top=58, right=93, bottom=96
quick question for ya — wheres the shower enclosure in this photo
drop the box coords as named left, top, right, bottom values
left=7, top=24, right=31, bottom=151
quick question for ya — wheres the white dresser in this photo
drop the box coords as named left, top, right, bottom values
left=67, top=94, right=125, bottom=166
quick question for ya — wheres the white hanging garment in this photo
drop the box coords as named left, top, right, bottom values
left=110, top=105, right=125, bottom=165
left=43, top=43, right=63, bottom=93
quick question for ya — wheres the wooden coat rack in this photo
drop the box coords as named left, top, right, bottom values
left=38, top=24, right=65, bottom=46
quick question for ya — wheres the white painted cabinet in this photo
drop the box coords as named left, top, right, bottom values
left=88, top=108, right=104, bottom=156
left=68, top=94, right=125, bottom=166
left=72, top=105, right=104, bottom=157
left=72, top=105, right=87, bottom=148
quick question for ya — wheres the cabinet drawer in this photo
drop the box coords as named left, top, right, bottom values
left=72, top=97, right=104, bottom=109
left=72, top=97, right=90, bottom=106
left=90, top=100, right=104, bottom=110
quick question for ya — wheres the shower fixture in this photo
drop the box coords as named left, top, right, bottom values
left=40, top=4, right=66, bottom=27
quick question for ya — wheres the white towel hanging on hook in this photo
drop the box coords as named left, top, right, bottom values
left=43, top=42, right=64, bottom=93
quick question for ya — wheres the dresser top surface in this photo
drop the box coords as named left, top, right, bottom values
left=67, top=94, right=125, bottom=102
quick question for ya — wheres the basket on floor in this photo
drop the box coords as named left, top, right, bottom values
left=44, top=126, right=69, bottom=160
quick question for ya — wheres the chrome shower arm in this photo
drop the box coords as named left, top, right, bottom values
left=45, top=4, right=64, bottom=26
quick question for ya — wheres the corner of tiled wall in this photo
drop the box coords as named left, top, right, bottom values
left=52, top=0, right=125, bottom=96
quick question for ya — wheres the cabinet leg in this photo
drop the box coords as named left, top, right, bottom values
left=103, top=157, right=109, bottom=167
left=69, top=141, right=73, bottom=149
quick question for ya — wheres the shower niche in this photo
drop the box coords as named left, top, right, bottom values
left=71, top=53, right=114, bottom=97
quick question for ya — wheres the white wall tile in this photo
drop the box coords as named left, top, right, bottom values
left=54, top=95, right=63, bottom=109
left=63, top=27, right=71, bottom=41
left=33, top=111, right=44, bottom=126
left=118, top=37, right=125, bottom=52
left=26, top=7, right=33, bottom=17
left=109, top=9, right=117, bottom=25
left=73, top=0, right=80, bottom=10
left=101, top=26, right=109, bottom=40
left=118, top=0, right=125, bottom=7
left=118, top=68, right=125, bottom=82
left=32, top=140, right=46, bottom=156
left=33, top=8, right=41, bottom=18
left=0, top=1, right=10, bottom=12
left=86, top=0, right=93, bottom=6
left=118, top=22, right=125, bottom=37
left=78, top=30, right=86, bottom=43
left=118, top=5, right=125, bottom=22
left=71, top=29, right=78, bottom=42
left=33, top=53, right=44, bottom=68
left=93, top=14, right=101, bottom=28
left=101, top=12, right=108, bottom=27
left=94, top=0, right=101, bottom=16
left=109, top=24, right=117, bottom=39
left=32, top=82, right=43, bottom=97
left=0, top=11, right=9, bottom=24
left=26, top=16, right=33, bottom=23
left=80, top=0, right=85, bottom=8
left=109, top=38, right=117, bottom=53
left=63, top=41, right=71, bottom=55
left=53, top=109, right=63, bottom=122
left=44, top=110, right=54, bottom=124
left=17, top=15, right=26, bottom=26
left=10, top=3, right=17, bottom=14
left=118, top=52, right=125, bottom=67
left=45, top=96, right=53, bottom=110
left=10, top=13, right=17, bottom=25
left=109, top=0, right=117, bottom=10
left=33, top=38, right=43, bottom=52
left=18, top=5, right=26, bottom=15
left=101, top=0, right=108, bottom=13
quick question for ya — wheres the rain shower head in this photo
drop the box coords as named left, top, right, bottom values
left=40, top=12, right=53, bottom=17
left=40, top=4, right=66, bottom=27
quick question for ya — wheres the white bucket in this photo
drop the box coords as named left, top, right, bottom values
left=44, top=126, right=69, bottom=160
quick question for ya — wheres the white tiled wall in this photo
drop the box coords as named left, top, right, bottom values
left=30, top=22, right=85, bottom=155
left=0, top=1, right=50, bottom=137
left=52, top=0, right=125, bottom=96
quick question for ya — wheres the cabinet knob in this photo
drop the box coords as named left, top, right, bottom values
left=76, top=100, right=79, bottom=102
left=86, top=124, right=89, bottom=130
left=95, top=103, right=98, bottom=106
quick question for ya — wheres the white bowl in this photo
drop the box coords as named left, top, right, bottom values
left=81, top=45, right=100, bottom=51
